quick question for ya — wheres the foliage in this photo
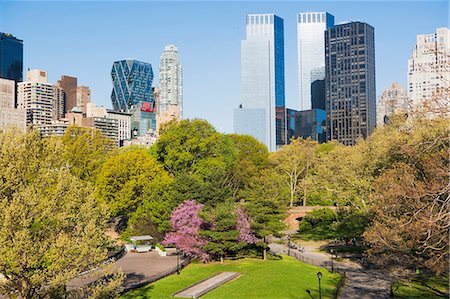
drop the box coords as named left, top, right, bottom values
left=298, top=208, right=337, bottom=240
left=163, top=200, right=209, bottom=261
left=95, top=147, right=172, bottom=217
left=0, top=129, right=123, bottom=298
left=236, top=206, right=258, bottom=244
left=61, top=125, right=114, bottom=182
left=364, top=117, right=450, bottom=274
left=391, top=275, right=449, bottom=298
left=121, top=256, right=342, bottom=299
left=270, top=138, right=317, bottom=207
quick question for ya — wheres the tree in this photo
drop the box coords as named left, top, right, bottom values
left=364, top=117, right=449, bottom=274
left=0, top=129, right=123, bottom=298
left=270, top=138, right=317, bottom=207
left=61, top=125, right=114, bottom=182
left=236, top=206, right=258, bottom=244
left=202, top=203, right=244, bottom=263
left=95, top=147, right=172, bottom=217
left=163, top=200, right=209, bottom=262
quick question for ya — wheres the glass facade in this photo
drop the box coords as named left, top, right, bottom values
left=111, top=59, right=155, bottom=111
left=286, top=108, right=326, bottom=143
left=297, top=12, right=334, bottom=110
left=325, top=22, right=376, bottom=145
left=0, top=33, right=23, bottom=84
left=236, top=14, right=285, bottom=151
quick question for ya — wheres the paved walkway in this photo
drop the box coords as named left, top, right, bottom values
left=269, top=243, right=391, bottom=299
left=174, top=272, right=240, bottom=298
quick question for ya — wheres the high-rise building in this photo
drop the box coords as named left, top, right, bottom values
left=325, top=22, right=376, bottom=145
left=17, top=70, right=54, bottom=126
left=377, top=82, right=409, bottom=126
left=111, top=59, right=156, bottom=137
left=159, top=45, right=183, bottom=118
left=53, top=85, right=65, bottom=121
left=234, top=14, right=285, bottom=151
left=76, top=85, right=91, bottom=113
left=111, top=59, right=155, bottom=111
left=0, top=78, right=26, bottom=131
left=286, top=108, right=326, bottom=143
left=297, top=12, right=334, bottom=110
left=408, top=27, right=449, bottom=114
left=57, top=75, right=77, bottom=113
left=0, top=33, right=23, bottom=86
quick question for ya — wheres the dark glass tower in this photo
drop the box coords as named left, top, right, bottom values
left=0, top=33, right=23, bottom=83
left=325, top=22, right=376, bottom=145
left=111, top=59, right=155, bottom=111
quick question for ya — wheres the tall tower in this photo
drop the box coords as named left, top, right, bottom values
left=325, top=22, right=376, bottom=145
left=159, top=45, right=183, bottom=118
left=57, top=75, right=77, bottom=113
left=234, top=14, right=285, bottom=151
left=408, top=27, right=449, bottom=115
left=297, top=12, right=334, bottom=110
left=0, top=33, right=23, bottom=84
left=111, top=59, right=156, bottom=136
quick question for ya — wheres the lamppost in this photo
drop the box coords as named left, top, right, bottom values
left=176, top=247, right=180, bottom=275
left=287, top=235, right=291, bottom=256
left=330, top=249, right=334, bottom=272
left=317, top=271, right=322, bottom=299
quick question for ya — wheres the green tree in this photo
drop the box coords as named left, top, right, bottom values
left=95, top=147, right=172, bottom=217
left=201, top=202, right=244, bottom=263
left=270, top=138, right=317, bottom=207
left=0, top=129, right=123, bottom=298
left=61, top=125, right=114, bottom=182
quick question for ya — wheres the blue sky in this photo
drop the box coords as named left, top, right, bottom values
left=1, top=1, right=448, bottom=133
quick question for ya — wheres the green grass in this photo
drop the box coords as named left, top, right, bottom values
left=121, top=255, right=342, bottom=299
left=392, top=275, right=449, bottom=298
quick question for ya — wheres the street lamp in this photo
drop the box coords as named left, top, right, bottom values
left=287, top=235, right=291, bottom=256
left=330, top=249, right=334, bottom=272
left=317, top=271, right=323, bottom=299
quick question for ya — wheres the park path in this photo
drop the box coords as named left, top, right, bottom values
left=269, top=243, right=391, bottom=299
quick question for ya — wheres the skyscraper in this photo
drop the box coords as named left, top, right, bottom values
left=325, top=22, right=376, bottom=145
left=57, top=75, right=77, bottom=113
left=234, top=14, right=285, bottom=151
left=111, top=59, right=156, bottom=136
left=76, top=85, right=91, bottom=113
left=297, top=12, right=334, bottom=110
left=0, top=78, right=26, bottom=131
left=111, top=59, right=155, bottom=111
left=159, top=45, right=183, bottom=118
left=18, top=70, right=54, bottom=126
left=377, top=82, right=409, bottom=126
left=0, top=33, right=23, bottom=84
left=408, top=27, right=449, bottom=115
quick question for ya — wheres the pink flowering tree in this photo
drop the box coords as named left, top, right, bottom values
left=162, top=200, right=209, bottom=261
left=236, top=206, right=258, bottom=244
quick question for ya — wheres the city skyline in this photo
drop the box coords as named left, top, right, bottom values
left=1, top=1, right=447, bottom=133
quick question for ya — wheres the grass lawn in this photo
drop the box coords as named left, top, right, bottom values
left=392, top=275, right=449, bottom=298
left=121, top=255, right=342, bottom=299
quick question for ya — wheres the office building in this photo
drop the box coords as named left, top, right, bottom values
left=17, top=70, right=54, bottom=126
left=76, top=85, right=91, bottom=113
left=325, top=22, right=376, bottom=145
left=111, top=59, right=155, bottom=111
left=57, top=75, right=77, bottom=113
left=159, top=45, right=183, bottom=118
left=0, top=33, right=23, bottom=86
left=234, top=14, right=286, bottom=151
left=0, top=78, right=26, bottom=131
left=377, top=82, right=409, bottom=126
left=297, top=12, right=334, bottom=110
left=86, top=102, right=131, bottom=146
left=408, top=27, right=450, bottom=115
left=295, top=109, right=326, bottom=143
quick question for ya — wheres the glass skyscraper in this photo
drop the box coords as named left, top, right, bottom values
left=111, top=59, right=155, bottom=111
left=234, top=14, right=285, bottom=152
left=297, top=12, right=334, bottom=110
left=111, top=59, right=156, bottom=136
left=325, top=22, right=376, bottom=145
left=0, top=32, right=23, bottom=84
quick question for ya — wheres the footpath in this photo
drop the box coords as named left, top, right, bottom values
left=269, top=242, right=392, bottom=299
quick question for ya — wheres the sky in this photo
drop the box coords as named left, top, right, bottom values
left=1, top=0, right=448, bottom=133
